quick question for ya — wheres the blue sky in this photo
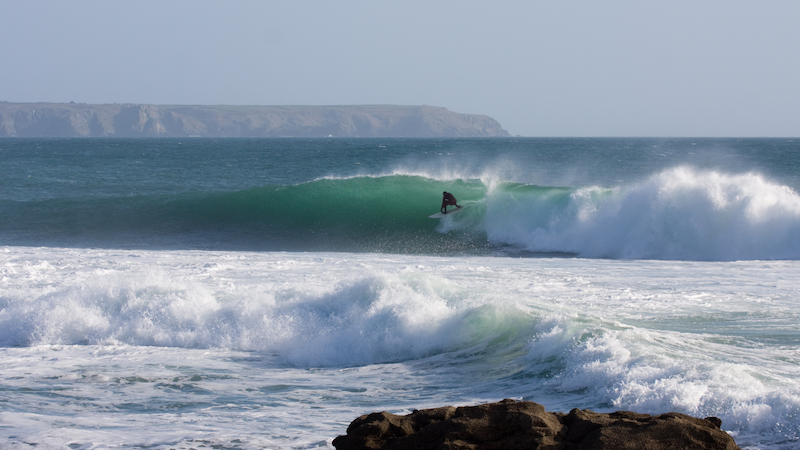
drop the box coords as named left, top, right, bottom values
left=2, top=0, right=798, bottom=136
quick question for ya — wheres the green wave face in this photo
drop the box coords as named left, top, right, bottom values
left=1, top=175, right=497, bottom=254
left=192, top=175, right=492, bottom=253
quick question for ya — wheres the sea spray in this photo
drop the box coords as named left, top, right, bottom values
left=522, top=316, right=800, bottom=445
left=0, top=255, right=535, bottom=367
left=482, top=167, right=800, bottom=260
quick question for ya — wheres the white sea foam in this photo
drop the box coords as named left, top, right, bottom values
left=0, top=249, right=528, bottom=367
left=1, top=247, right=798, bottom=449
left=481, top=167, right=800, bottom=260
left=523, top=317, right=800, bottom=444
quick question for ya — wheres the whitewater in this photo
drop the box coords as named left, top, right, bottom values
left=1, top=137, right=799, bottom=449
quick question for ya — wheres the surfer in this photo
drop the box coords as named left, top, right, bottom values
left=441, top=191, right=460, bottom=214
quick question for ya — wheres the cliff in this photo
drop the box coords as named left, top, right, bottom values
left=0, top=103, right=509, bottom=138
left=332, top=399, right=740, bottom=450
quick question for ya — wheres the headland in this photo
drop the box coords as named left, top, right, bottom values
left=0, top=103, right=509, bottom=138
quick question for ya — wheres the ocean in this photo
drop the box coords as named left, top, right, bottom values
left=1, top=137, right=798, bottom=449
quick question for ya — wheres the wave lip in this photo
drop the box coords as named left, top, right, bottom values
left=484, top=167, right=800, bottom=260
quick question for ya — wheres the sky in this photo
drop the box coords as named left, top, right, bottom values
left=1, top=1, right=798, bottom=137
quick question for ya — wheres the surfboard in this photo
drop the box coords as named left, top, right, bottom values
left=429, top=206, right=463, bottom=219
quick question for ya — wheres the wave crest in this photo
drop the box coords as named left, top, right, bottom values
left=484, top=167, right=800, bottom=260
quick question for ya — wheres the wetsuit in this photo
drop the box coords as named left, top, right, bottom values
left=441, top=192, right=459, bottom=214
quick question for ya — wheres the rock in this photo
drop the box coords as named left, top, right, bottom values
left=0, top=103, right=509, bottom=138
left=332, top=399, right=740, bottom=450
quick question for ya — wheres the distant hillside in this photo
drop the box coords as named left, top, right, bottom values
left=0, top=103, right=509, bottom=138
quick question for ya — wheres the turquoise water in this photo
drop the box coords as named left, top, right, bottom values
left=2, top=137, right=800, bottom=259
left=1, top=138, right=799, bottom=449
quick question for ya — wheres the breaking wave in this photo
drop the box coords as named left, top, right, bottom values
left=2, top=167, right=799, bottom=260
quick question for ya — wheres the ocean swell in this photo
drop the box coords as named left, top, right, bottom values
left=3, top=168, right=800, bottom=260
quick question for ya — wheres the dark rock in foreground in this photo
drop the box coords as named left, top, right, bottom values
left=0, top=103, right=509, bottom=138
left=333, top=399, right=740, bottom=450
